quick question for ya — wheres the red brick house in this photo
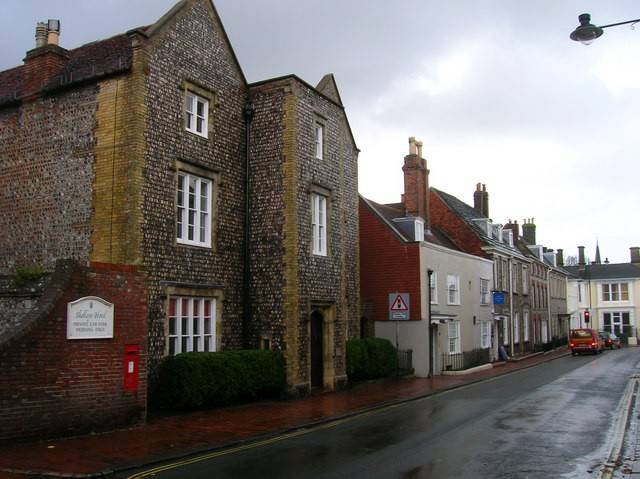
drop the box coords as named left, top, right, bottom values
left=360, top=139, right=495, bottom=376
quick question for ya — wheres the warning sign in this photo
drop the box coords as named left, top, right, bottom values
left=388, top=293, right=410, bottom=320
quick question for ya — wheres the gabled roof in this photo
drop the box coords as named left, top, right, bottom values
left=249, top=73, right=359, bottom=152
left=432, top=187, right=528, bottom=260
left=316, top=73, right=343, bottom=106
left=360, top=195, right=459, bottom=250
left=564, top=263, right=640, bottom=281
left=0, top=0, right=249, bottom=107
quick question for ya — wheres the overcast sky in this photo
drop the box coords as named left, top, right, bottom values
left=2, top=0, right=639, bottom=264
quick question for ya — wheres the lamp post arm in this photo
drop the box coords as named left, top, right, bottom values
left=600, top=19, right=640, bottom=29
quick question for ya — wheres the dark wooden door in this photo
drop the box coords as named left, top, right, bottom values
left=310, top=311, right=324, bottom=388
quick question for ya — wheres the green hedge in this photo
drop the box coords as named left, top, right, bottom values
left=346, top=338, right=396, bottom=381
left=151, top=350, right=286, bottom=410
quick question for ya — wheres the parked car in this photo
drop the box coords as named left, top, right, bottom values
left=599, top=331, right=622, bottom=349
left=570, top=329, right=604, bottom=355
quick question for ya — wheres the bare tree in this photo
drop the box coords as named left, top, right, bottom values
left=564, top=255, right=578, bottom=266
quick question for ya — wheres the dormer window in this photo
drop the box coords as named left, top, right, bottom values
left=492, top=224, right=502, bottom=241
left=504, top=229, right=514, bottom=247
left=414, top=218, right=424, bottom=242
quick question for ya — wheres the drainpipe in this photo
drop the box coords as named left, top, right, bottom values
left=242, top=101, right=255, bottom=348
left=427, top=269, right=434, bottom=377
left=509, top=258, right=514, bottom=357
left=546, top=267, right=552, bottom=341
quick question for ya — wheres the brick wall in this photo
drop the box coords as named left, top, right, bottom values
left=0, top=262, right=147, bottom=443
left=359, top=198, right=421, bottom=323
left=0, top=86, right=98, bottom=274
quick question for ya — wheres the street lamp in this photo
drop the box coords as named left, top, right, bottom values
left=570, top=13, right=640, bottom=45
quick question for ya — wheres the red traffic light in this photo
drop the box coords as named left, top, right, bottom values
left=584, top=310, right=590, bottom=322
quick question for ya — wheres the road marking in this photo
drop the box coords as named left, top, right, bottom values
left=128, top=356, right=569, bottom=478
left=126, top=410, right=381, bottom=479
left=598, top=376, right=638, bottom=479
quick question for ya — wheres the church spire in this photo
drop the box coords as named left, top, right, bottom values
left=595, top=241, right=602, bottom=264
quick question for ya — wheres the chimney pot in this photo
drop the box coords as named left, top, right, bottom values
left=47, top=19, right=60, bottom=46
left=408, top=136, right=417, bottom=155
left=416, top=141, right=423, bottom=158
left=35, top=22, right=47, bottom=48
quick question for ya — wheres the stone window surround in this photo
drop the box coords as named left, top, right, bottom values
left=172, top=159, right=221, bottom=252
left=181, top=80, right=217, bottom=139
left=162, top=284, right=224, bottom=356
left=313, top=113, right=327, bottom=160
left=308, top=183, right=333, bottom=257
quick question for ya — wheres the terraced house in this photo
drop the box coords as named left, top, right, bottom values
left=0, top=0, right=359, bottom=441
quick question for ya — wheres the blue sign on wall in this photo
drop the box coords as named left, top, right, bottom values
left=493, top=291, right=505, bottom=305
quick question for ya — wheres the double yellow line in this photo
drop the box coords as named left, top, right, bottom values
left=126, top=409, right=384, bottom=478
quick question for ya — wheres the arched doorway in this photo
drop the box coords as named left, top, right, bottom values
left=310, top=310, right=324, bottom=389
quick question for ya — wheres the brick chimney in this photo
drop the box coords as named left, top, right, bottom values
left=522, top=218, right=536, bottom=245
left=503, top=219, right=519, bottom=238
left=630, top=247, right=640, bottom=264
left=578, top=246, right=586, bottom=266
left=22, top=19, right=68, bottom=100
left=473, top=183, right=489, bottom=218
left=402, top=137, right=430, bottom=227
left=556, top=248, right=564, bottom=266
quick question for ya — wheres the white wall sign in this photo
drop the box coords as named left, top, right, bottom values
left=67, top=296, right=114, bottom=339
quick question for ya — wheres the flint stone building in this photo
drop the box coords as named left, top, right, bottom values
left=0, top=0, right=359, bottom=439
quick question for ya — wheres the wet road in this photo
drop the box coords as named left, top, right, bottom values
left=130, top=348, right=640, bottom=479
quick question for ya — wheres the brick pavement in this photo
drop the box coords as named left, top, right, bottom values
left=0, top=349, right=568, bottom=478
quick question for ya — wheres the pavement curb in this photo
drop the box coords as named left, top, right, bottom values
left=1, top=349, right=571, bottom=479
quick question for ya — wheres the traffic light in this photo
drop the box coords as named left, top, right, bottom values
left=584, top=310, right=590, bottom=323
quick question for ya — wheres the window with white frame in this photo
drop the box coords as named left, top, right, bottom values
left=602, top=283, right=629, bottom=302
left=513, top=312, right=520, bottom=344
left=480, top=278, right=490, bottom=305
left=168, top=297, right=216, bottom=355
left=314, top=122, right=324, bottom=160
left=447, top=275, right=460, bottom=305
left=176, top=172, right=212, bottom=247
left=448, top=321, right=461, bottom=354
left=311, top=193, right=327, bottom=256
left=429, top=271, right=438, bottom=304
left=522, top=265, right=529, bottom=295
left=523, top=310, right=530, bottom=342
left=184, top=91, right=209, bottom=137
left=481, top=321, right=492, bottom=349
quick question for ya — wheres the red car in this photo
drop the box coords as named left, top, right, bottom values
left=570, top=329, right=604, bottom=355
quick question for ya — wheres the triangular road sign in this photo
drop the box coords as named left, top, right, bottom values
left=390, top=294, right=409, bottom=311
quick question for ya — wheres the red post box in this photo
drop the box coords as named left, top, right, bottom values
left=123, top=344, right=140, bottom=391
